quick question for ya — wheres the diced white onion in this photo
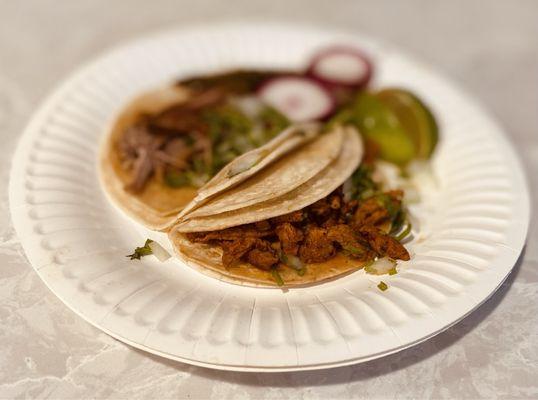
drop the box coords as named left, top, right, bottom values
left=365, top=257, right=396, bottom=275
left=373, top=160, right=403, bottom=190
left=148, top=241, right=171, bottom=262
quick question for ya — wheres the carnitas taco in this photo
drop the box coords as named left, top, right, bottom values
left=100, top=70, right=308, bottom=230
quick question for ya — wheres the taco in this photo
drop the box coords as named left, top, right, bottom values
left=168, top=126, right=412, bottom=287
left=99, top=70, right=302, bottom=230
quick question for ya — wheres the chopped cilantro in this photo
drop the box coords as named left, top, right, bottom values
left=271, top=268, right=285, bottom=286
left=342, top=245, right=367, bottom=258
left=350, top=164, right=378, bottom=200
left=127, top=239, right=154, bottom=260
left=394, top=221, right=412, bottom=242
left=164, top=171, right=191, bottom=188
left=258, top=106, right=289, bottom=140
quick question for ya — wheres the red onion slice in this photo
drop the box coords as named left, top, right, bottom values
left=258, top=76, right=335, bottom=122
left=308, top=45, right=373, bottom=88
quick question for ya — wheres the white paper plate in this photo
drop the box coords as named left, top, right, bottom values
left=9, top=24, right=529, bottom=372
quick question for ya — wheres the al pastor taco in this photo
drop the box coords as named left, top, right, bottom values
left=168, top=126, right=411, bottom=287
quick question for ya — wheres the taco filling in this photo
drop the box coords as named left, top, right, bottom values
left=117, top=71, right=290, bottom=194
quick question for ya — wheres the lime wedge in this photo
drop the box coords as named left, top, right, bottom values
left=349, top=92, right=416, bottom=165
left=377, top=88, right=438, bottom=159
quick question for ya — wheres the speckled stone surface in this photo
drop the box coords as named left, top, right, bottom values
left=0, top=0, right=537, bottom=398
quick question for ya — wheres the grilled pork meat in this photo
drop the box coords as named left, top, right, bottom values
left=187, top=190, right=410, bottom=271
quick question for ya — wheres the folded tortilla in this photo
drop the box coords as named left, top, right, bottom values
left=177, top=125, right=344, bottom=223
left=174, top=123, right=321, bottom=220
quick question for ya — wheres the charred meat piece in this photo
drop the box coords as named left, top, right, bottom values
left=341, top=199, right=358, bottom=218
left=299, top=226, right=335, bottom=263
left=320, top=215, right=341, bottom=228
left=327, top=224, right=374, bottom=261
left=254, top=220, right=272, bottom=232
left=327, top=224, right=359, bottom=247
left=270, top=210, right=305, bottom=225
left=329, top=193, right=342, bottom=210
left=246, top=240, right=279, bottom=270
left=221, top=238, right=257, bottom=268
left=358, top=226, right=410, bottom=261
left=353, top=197, right=391, bottom=228
left=275, top=223, right=304, bottom=256
left=308, top=191, right=343, bottom=224
left=308, top=197, right=332, bottom=219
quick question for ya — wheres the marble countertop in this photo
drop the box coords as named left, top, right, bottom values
left=1, top=0, right=537, bottom=398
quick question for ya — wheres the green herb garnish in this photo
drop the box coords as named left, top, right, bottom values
left=202, top=105, right=254, bottom=173
left=350, top=164, right=378, bottom=200
left=375, top=193, right=399, bottom=220
left=394, top=222, right=412, bottom=242
left=258, top=106, right=289, bottom=140
left=388, top=267, right=398, bottom=275
left=377, top=281, right=388, bottom=291
left=164, top=171, right=191, bottom=188
left=204, top=105, right=252, bottom=141
left=362, top=259, right=375, bottom=271
left=127, top=239, right=154, bottom=260
left=342, top=245, right=367, bottom=258
left=271, top=268, right=285, bottom=286
left=389, top=209, right=406, bottom=235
